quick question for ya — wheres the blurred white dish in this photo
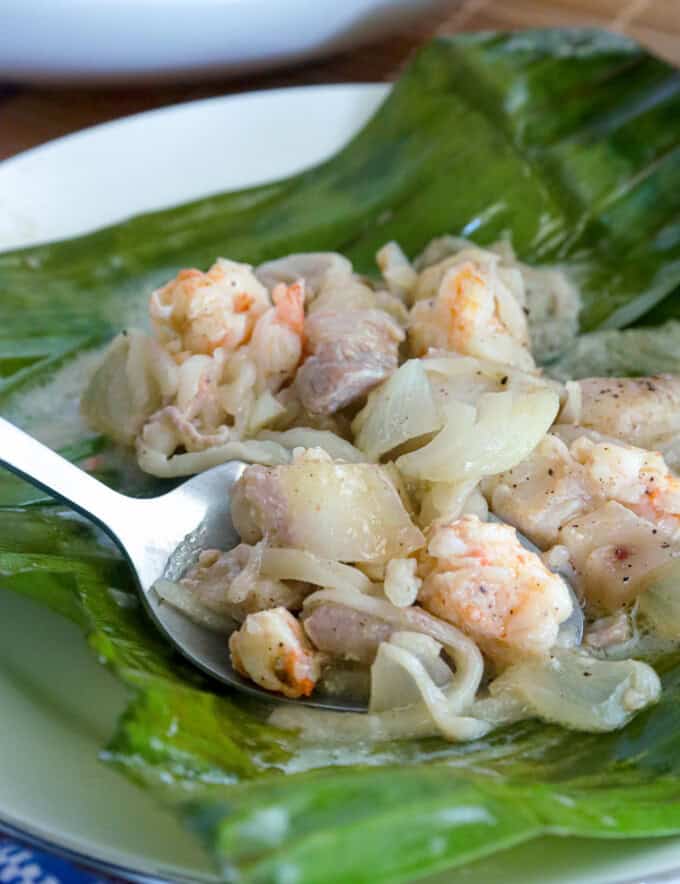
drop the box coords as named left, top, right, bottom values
left=1, top=0, right=447, bottom=85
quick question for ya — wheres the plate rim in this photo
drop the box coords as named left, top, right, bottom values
left=0, top=81, right=389, bottom=174
left=0, top=819, right=212, bottom=884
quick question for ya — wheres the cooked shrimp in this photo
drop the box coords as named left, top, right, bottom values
left=408, top=253, right=534, bottom=371
left=249, top=281, right=305, bottom=391
left=419, top=515, right=573, bottom=665
left=570, top=435, right=680, bottom=533
left=149, top=258, right=270, bottom=358
left=295, top=308, right=404, bottom=414
left=229, top=607, right=321, bottom=698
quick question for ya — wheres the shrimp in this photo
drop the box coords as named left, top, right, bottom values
left=248, top=281, right=305, bottom=391
left=229, top=607, right=321, bottom=698
left=419, top=515, right=573, bottom=665
left=408, top=253, right=534, bottom=371
left=570, top=435, right=680, bottom=533
left=140, top=352, right=232, bottom=453
left=149, top=258, right=270, bottom=358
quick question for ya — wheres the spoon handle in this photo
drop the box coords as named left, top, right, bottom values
left=0, top=416, right=131, bottom=532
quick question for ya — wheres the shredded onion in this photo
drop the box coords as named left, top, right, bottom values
left=396, top=389, right=559, bottom=483
left=637, top=559, right=680, bottom=638
left=490, top=650, right=660, bottom=732
left=370, top=641, right=490, bottom=741
left=353, top=359, right=442, bottom=461
left=136, top=439, right=291, bottom=477
left=257, top=428, right=365, bottom=463
left=247, top=391, right=286, bottom=435
left=260, top=548, right=372, bottom=593
left=304, top=588, right=484, bottom=714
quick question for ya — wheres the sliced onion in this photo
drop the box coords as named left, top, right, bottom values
left=369, top=642, right=489, bottom=741
left=260, top=548, right=372, bottom=593
left=136, top=438, right=291, bottom=477
left=81, top=330, right=168, bottom=446
left=490, top=650, right=660, bottom=732
left=370, top=631, right=451, bottom=712
left=637, top=558, right=680, bottom=638
left=396, top=389, right=559, bottom=483
left=352, top=359, right=442, bottom=461
left=247, top=391, right=286, bottom=435
left=257, top=428, right=365, bottom=463
left=304, top=588, right=484, bottom=713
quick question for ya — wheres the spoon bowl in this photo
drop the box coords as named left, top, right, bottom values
left=0, top=417, right=363, bottom=711
left=0, top=416, right=583, bottom=713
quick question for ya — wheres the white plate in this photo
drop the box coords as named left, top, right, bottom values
left=2, top=84, right=680, bottom=884
left=1, top=0, right=445, bottom=85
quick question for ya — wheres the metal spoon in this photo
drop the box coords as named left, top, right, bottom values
left=0, top=417, right=582, bottom=713
left=0, top=416, right=362, bottom=711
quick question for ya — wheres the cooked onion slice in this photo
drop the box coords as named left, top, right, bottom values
left=396, top=389, right=559, bottom=483
left=489, top=650, right=660, bottom=732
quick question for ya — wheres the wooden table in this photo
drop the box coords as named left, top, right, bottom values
left=1, top=0, right=678, bottom=161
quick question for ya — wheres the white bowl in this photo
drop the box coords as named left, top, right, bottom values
left=1, top=0, right=447, bottom=85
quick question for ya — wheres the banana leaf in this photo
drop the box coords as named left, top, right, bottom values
left=2, top=28, right=680, bottom=884
left=549, top=319, right=680, bottom=380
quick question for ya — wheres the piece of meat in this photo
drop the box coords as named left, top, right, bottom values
left=295, top=309, right=404, bottom=414
left=556, top=501, right=679, bottom=613
left=303, top=603, right=392, bottom=663
left=483, top=433, right=598, bottom=549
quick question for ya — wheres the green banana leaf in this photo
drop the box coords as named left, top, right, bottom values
left=2, top=27, right=680, bottom=884
left=549, top=319, right=680, bottom=379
